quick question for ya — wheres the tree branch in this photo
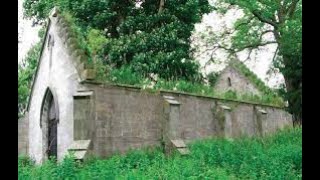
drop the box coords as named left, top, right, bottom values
left=272, top=46, right=279, bottom=63
left=273, top=30, right=281, bottom=42
left=158, top=0, right=165, bottom=13
left=235, top=41, right=277, bottom=52
left=243, top=48, right=254, bottom=62
left=260, top=30, right=274, bottom=38
left=234, top=16, right=255, bottom=30
left=287, top=0, right=300, bottom=18
left=252, top=10, right=278, bottom=27
left=203, top=44, right=235, bottom=54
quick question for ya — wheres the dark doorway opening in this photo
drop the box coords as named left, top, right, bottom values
left=227, top=77, right=232, bottom=87
left=47, top=98, right=58, bottom=159
left=41, top=88, right=59, bottom=161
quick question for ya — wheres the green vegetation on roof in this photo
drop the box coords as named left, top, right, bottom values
left=229, top=59, right=275, bottom=95
left=59, top=12, right=93, bottom=66
left=90, top=66, right=285, bottom=107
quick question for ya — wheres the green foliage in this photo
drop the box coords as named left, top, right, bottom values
left=23, top=0, right=212, bottom=82
left=101, top=65, right=283, bottom=106
left=23, top=0, right=55, bottom=20
left=231, top=60, right=278, bottom=95
left=223, top=90, right=237, bottom=99
left=93, top=57, right=110, bottom=81
left=18, top=127, right=302, bottom=179
left=215, top=0, right=302, bottom=124
left=214, top=90, right=284, bottom=107
left=155, top=79, right=215, bottom=95
left=38, top=25, right=47, bottom=39
left=18, top=41, right=43, bottom=118
left=18, top=25, right=48, bottom=118
left=18, top=155, right=35, bottom=167
left=107, top=66, right=144, bottom=85
left=86, top=28, right=108, bottom=56
left=18, top=155, right=80, bottom=180
left=60, top=12, right=91, bottom=58
left=21, top=0, right=287, bottom=112
left=275, top=3, right=302, bottom=123
left=207, top=71, right=219, bottom=86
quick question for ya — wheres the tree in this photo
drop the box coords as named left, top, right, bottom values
left=23, top=0, right=212, bottom=82
left=197, top=0, right=302, bottom=126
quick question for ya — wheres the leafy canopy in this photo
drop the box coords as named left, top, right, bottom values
left=23, top=0, right=212, bottom=82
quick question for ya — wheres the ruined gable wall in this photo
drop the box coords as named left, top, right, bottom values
left=214, top=66, right=261, bottom=96
left=28, top=15, right=80, bottom=163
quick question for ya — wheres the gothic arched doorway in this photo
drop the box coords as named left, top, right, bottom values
left=40, top=88, right=59, bottom=161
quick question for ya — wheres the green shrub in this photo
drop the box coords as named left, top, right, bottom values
left=18, top=41, right=43, bottom=118
left=107, top=66, right=143, bottom=85
left=224, top=90, right=237, bottom=99
left=207, top=71, right=219, bottom=86
left=86, top=28, right=108, bottom=56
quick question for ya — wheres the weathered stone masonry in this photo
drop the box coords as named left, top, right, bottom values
left=18, top=114, right=29, bottom=155
left=79, top=83, right=291, bottom=158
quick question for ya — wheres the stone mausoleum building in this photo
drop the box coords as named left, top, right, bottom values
left=18, top=9, right=292, bottom=164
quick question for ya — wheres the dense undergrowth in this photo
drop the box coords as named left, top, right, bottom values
left=19, top=127, right=301, bottom=179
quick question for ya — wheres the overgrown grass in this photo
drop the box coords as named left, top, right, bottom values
left=19, top=127, right=301, bottom=179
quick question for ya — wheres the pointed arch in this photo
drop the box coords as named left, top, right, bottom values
left=40, top=87, right=60, bottom=160
left=40, top=87, right=59, bottom=127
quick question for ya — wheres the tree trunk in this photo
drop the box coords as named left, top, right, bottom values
left=158, top=0, right=165, bottom=13
left=282, top=55, right=302, bottom=127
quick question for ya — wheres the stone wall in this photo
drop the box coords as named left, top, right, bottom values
left=88, top=85, right=164, bottom=157
left=83, top=83, right=292, bottom=157
left=18, top=114, right=29, bottom=156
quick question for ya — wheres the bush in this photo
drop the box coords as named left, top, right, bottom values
left=107, top=66, right=143, bottom=85
left=207, top=71, right=219, bottom=86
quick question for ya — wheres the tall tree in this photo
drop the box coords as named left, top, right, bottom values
left=197, top=0, right=302, bottom=126
left=23, top=0, right=212, bottom=82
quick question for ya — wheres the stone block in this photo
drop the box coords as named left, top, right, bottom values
left=171, top=139, right=186, bottom=148
left=68, top=140, right=91, bottom=151
left=177, top=148, right=190, bottom=155
left=74, top=91, right=93, bottom=97
left=71, top=150, right=87, bottom=160
left=221, top=105, right=231, bottom=110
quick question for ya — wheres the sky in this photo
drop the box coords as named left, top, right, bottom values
left=18, top=0, right=41, bottom=64
left=18, top=0, right=284, bottom=88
